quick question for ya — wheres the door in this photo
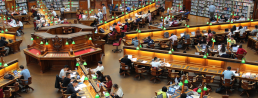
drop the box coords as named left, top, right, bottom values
left=79, top=0, right=88, bottom=10
left=90, top=0, right=95, bottom=9
left=5, top=1, right=15, bottom=11
left=184, top=0, right=191, bottom=11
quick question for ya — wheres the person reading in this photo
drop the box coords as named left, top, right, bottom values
left=91, top=61, right=104, bottom=73
left=235, top=45, right=247, bottom=56
left=157, top=86, right=167, bottom=98
left=102, top=75, right=112, bottom=93
left=198, top=37, right=206, bottom=45
left=218, top=44, right=227, bottom=57
left=143, top=36, right=154, bottom=47
left=66, top=80, right=81, bottom=98
left=59, top=65, right=71, bottom=79
left=131, top=37, right=139, bottom=47
left=222, top=66, right=235, bottom=83
left=96, top=71, right=105, bottom=82
left=111, top=84, right=123, bottom=98
left=151, top=57, right=161, bottom=68
left=62, top=72, right=71, bottom=87
left=169, top=33, right=177, bottom=45
left=120, top=55, right=132, bottom=72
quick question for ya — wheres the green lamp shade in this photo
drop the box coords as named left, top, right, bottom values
left=105, top=21, right=107, bottom=23
left=105, top=92, right=110, bottom=96
left=172, top=16, right=174, bottom=18
left=168, top=51, right=172, bottom=54
left=251, top=19, right=253, bottom=21
left=136, top=47, right=140, bottom=50
left=146, top=2, right=148, bottom=4
left=203, top=86, right=208, bottom=91
left=89, top=37, right=92, bottom=40
left=241, top=58, right=245, bottom=63
left=71, top=2, right=73, bottom=4
left=1, top=30, right=4, bottom=33
left=68, top=2, right=70, bottom=4
left=45, top=13, right=47, bottom=15
left=139, top=45, right=142, bottom=48
left=112, top=16, right=114, bottom=19
left=197, top=88, right=202, bottom=93
left=161, top=26, right=163, bottom=29
left=153, top=0, right=154, bottom=2
left=136, top=29, right=138, bottom=31
left=179, top=82, right=183, bottom=86
left=122, top=12, right=124, bottom=14
left=5, top=29, right=8, bottom=32
left=83, top=61, right=87, bottom=65
left=150, top=2, right=152, bottom=4
left=92, top=75, right=97, bottom=79
left=134, top=9, right=136, bottom=10
left=84, top=77, right=88, bottom=80
left=43, top=9, right=45, bottom=11
left=161, top=16, right=163, bottom=19
left=231, top=21, right=233, bottom=23
left=8, top=17, right=10, bottom=20
left=72, top=41, right=75, bottom=44
left=89, top=11, right=91, bottom=13
left=12, top=6, right=13, bottom=8
left=95, top=94, right=100, bottom=98
left=126, top=12, right=128, bottom=14
left=116, top=16, right=118, bottom=19
left=31, top=37, right=34, bottom=41
left=203, top=55, right=207, bottom=58
left=247, top=18, right=250, bottom=21
left=51, top=21, right=53, bottom=24
left=215, top=15, right=217, bottom=18
left=207, top=22, right=209, bottom=24
left=68, top=5, right=70, bottom=7
left=85, top=11, right=87, bottom=13
left=40, top=41, right=43, bottom=44
left=76, top=62, right=80, bottom=66
left=163, top=28, right=166, bottom=30
left=234, top=14, right=236, bottom=16
left=177, top=5, right=179, bottom=7
left=143, top=5, right=145, bottom=7
left=0, top=17, right=1, bottom=19
left=139, top=5, right=141, bottom=7
left=4, top=63, right=8, bottom=67
left=138, top=30, right=141, bottom=33
left=91, top=9, right=93, bottom=11
left=3, top=18, right=5, bottom=20
left=171, top=48, right=174, bottom=52
left=0, top=62, right=2, bottom=66
left=209, top=23, right=212, bottom=25
left=184, top=80, right=188, bottom=83
left=131, top=8, right=133, bottom=11
left=187, top=25, right=189, bottom=28
left=100, top=21, right=102, bottom=23
left=230, top=13, right=233, bottom=15
left=218, top=16, right=220, bottom=19
left=65, top=41, right=69, bottom=45
left=45, top=42, right=49, bottom=45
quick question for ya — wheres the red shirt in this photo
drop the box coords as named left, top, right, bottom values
left=63, top=21, right=69, bottom=24
left=236, top=48, right=247, bottom=55
left=105, top=80, right=112, bottom=89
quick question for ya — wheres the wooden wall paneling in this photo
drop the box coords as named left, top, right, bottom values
left=28, top=1, right=37, bottom=11
left=113, top=0, right=121, bottom=6
left=254, top=0, right=258, bottom=19
left=95, top=0, right=102, bottom=9
left=90, top=0, right=95, bottom=9
left=184, top=0, right=191, bottom=11
left=79, top=0, right=88, bottom=10
left=107, top=0, right=112, bottom=6
left=165, top=0, right=172, bottom=10
left=5, top=0, right=15, bottom=11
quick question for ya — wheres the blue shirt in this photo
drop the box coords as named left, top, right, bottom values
left=131, top=40, right=139, bottom=47
left=136, top=18, right=141, bottom=23
left=21, top=69, right=31, bottom=83
left=222, top=70, right=235, bottom=79
left=127, top=7, right=131, bottom=11
left=184, top=12, right=190, bottom=16
left=209, top=5, right=216, bottom=12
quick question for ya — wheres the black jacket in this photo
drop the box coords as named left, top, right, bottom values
left=55, top=75, right=61, bottom=88
left=66, top=83, right=79, bottom=94
left=121, top=58, right=132, bottom=67
left=62, top=77, right=71, bottom=87
left=97, top=75, right=106, bottom=82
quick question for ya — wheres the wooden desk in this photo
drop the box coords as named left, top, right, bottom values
left=247, top=36, right=258, bottom=50
left=0, top=25, right=20, bottom=35
left=64, top=11, right=77, bottom=19
left=80, top=19, right=96, bottom=26
left=77, top=65, right=111, bottom=98
left=121, top=46, right=258, bottom=81
left=0, top=59, right=19, bottom=88
left=12, top=14, right=30, bottom=22
left=195, top=45, right=234, bottom=55
left=0, top=33, right=22, bottom=54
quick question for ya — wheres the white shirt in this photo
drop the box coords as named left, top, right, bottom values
left=18, top=21, right=23, bottom=26
left=151, top=61, right=161, bottom=68
left=60, top=8, right=65, bottom=12
left=239, top=28, right=245, bottom=36
left=52, top=11, right=57, bottom=16
left=227, top=31, right=235, bottom=37
left=239, top=17, right=245, bottom=21
left=23, top=10, right=27, bottom=14
left=93, top=65, right=104, bottom=73
left=59, top=69, right=66, bottom=78
left=169, top=35, right=178, bottom=42
left=114, top=88, right=123, bottom=97
left=218, top=47, right=226, bottom=56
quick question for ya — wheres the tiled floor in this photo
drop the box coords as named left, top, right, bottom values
left=4, top=13, right=258, bottom=98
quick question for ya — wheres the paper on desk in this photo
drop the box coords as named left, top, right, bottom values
left=141, top=61, right=147, bottom=63
left=81, top=96, right=86, bottom=98
left=235, top=73, right=239, bottom=76
left=165, top=63, right=171, bottom=67
left=128, top=55, right=132, bottom=59
left=191, top=95, right=200, bottom=98
left=75, top=84, right=87, bottom=91
left=131, top=58, right=137, bottom=62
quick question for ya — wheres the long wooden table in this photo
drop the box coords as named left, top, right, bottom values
left=195, top=45, right=234, bottom=55
left=0, top=33, right=22, bottom=54
left=247, top=36, right=258, bottom=50
left=0, top=59, right=19, bottom=88
left=80, top=18, right=97, bottom=26
left=121, top=46, right=258, bottom=82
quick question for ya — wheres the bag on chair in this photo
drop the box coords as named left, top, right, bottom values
left=164, top=32, right=169, bottom=38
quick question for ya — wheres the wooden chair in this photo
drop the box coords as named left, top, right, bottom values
left=255, top=42, right=258, bottom=55
left=222, top=79, right=235, bottom=95
left=108, top=33, right=117, bottom=44
left=20, top=77, right=34, bottom=92
left=171, top=40, right=178, bottom=51
left=236, top=54, right=245, bottom=60
left=216, top=35, right=225, bottom=44
left=6, top=82, right=21, bottom=97
left=147, top=44, right=155, bottom=49
left=0, top=46, right=6, bottom=56
left=134, top=65, right=147, bottom=80
left=23, top=16, right=30, bottom=24
left=120, top=63, right=130, bottom=77
left=74, top=20, right=78, bottom=24
left=3, top=89, right=12, bottom=98
left=202, top=75, right=215, bottom=91
left=187, top=75, right=199, bottom=89
left=194, top=37, right=202, bottom=45
left=183, top=39, right=191, bottom=50
left=14, top=40, right=23, bottom=52
left=239, top=32, right=246, bottom=43
left=150, top=68, right=162, bottom=83
left=240, top=81, right=255, bottom=98
left=159, top=40, right=169, bottom=50
left=167, top=69, right=179, bottom=85
left=222, top=95, right=229, bottom=98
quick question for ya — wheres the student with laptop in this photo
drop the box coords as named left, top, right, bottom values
left=222, top=66, right=235, bottom=83
left=151, top=57, right=162, bottom=68
left=239, top=26, right=245, bottom=36
left=251, top=25, right=258, bottom=36
left=131, top=37, right=139, bottom=47
left=220, top=14, right=228, bottom=22
left=169, top=33, right=177, bottom=45
left=111, top=84, right=123, bottom=98
left=143, top=36, right=154, bottom=47
left=218, top=44, right=227, bottom=57
left=157, top=86, right=167, bottom=98
left=228, top=37, right=236, bottom=47
left=181, top=32, right=190, bottom=43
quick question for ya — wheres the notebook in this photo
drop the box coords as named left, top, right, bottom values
left=236, top=27, right=239, bottom=30
left=80, top=75, right=85, bottom=82
left=232, top=47, right=238, bottom=52
left=180, top=33, right=184, bottom=37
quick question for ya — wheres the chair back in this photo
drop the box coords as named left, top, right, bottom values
left=28, top=77, right=32, bottom=85
left=14, top=40, right=23, bottom=52
left=186, top=39, right=190, bottom=44
left=223, top=79, right=231, bottom=87
left=74, top=20, right=77, bottom=24
left=0, top=46, right=5, bottom=51
left=14, top=82, right=19, bottom=91
left=151, top=68, right=157, bottom=76
left=168, top=71, right=179, bottom=78
left=118, top=38, right=122, bottom=45
left=120, top=63, right=128, bottom=70
left=204, top=76, right=212, bottom=83
left=4, top=89, right=11, bottom=98
left=173, top=40, right=178, bottom=46
left=241, top=81, right=254, bottom=90
left=237, top=54, right=244, bottom=60
left=149, top=44, right=155, bottom=49
left=187, top=76, right=194, bottom=82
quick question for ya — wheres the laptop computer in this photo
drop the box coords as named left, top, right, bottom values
left=236, top=27, right=239, bottom=30
left=201, top=44, right=207, bottom=49
left=218, top=45, right=222, bottom=48
left=225, top=28, right=229, bottom=32
left=13, top=70, right=18, bottom=76
left=191, top=32, right=195, bottom=36
left=180, top=33, right=184, bottom=37
left=232, top=47, right=238, bottom=52
left=109, top=26, right=113, bottom=31
left=244, top=26, right=247, bottom=29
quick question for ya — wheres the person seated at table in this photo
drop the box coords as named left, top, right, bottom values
left=66, top=80, right=81, bottom=98
left=50, top=3, right=55, bottom=9
left=124, top=19, right=129, bottom=28
left=228, top=37, right=236, bottom=47
left=21, top=8, right=27, bottom=15
left=97, top=9, right=103, bottom=23
left=52, top=9, right=57, bottom=17
left=111, top=84, right=123, bottom=98
left=238, top=15, right=246, bottom=21
left=114, top=4, right=118, bottom=11
left=113, top=23, right=121, bottom=33
left=206, top=30, right=213, bottom=45
left=195, top=30, right=202, bottom=39
left=109, top=28, right=117, bottom=39
left=9, top=18, right=16, bottom=25
left=102, top=75, right=112, bottom=93
left=220, top=14, right=228, bottom=22
left=131, top=37, right=139, bottom=47
left=184, top=9, right=190, bottom=16
left=180, top=18, right=186, bottom=26
left=204, top=45, right=212, bottom=56
left=136, top=16, right=141, bottom=23
left=218, top=44, right=227, bottom=57
left=222, top=66, right=235, bottom=83
left=169, top=33, right=177, bottom=45
left=96, top=71, right=105, bottom=82
left=126, top=6, right=130, bottom=12
left=193, top=85, right=207, bottom=95
left=157, top=86, right=167, bottom=98
left=181, top=32, right=190, bottom=42
left=120, top=55, right=132, bottom=72
left=235, top=45, right=247, bottom=56
left=91, top=61, right=104, bottom=73
left=179, top=93, right=187, bottom=98
left=59, top=65, right=71, bottom=79
left=210, top=16, right=216, bottom=22
left=251, top=25, right=258, bottom=36
left=151, top=57, right=162, bottom=69
left=0, top=38, right=9, bottom=55
left=62, top=72, right=71, bottom=88
left=18, top=65, right=31, bottom=85
left=143, top=36, right=154, bottom=47
left=158, top=4, right=165, bottom=13
left=239, top=26, right=246, bottom=36
left=63, top=19, right=69, bottom=24
left=78, top=12, right=83, bottom=20
left=198, top=37, right=206, bottom=45
left=165, top=21, right=170, bottom=28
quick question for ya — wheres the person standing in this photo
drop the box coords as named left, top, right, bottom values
left=209, top=3, right=216, bottom=18
left=108, top=4, right=114, bottom=14
left=102, top=4, right=107, bottom=21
